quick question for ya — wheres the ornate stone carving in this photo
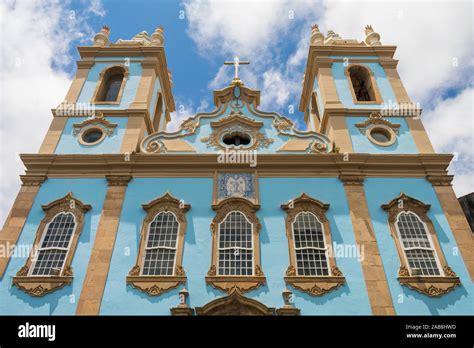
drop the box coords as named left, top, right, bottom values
left=93, top=25, right=110, bottom=47
left=364, top=25, right=381, bottom=46
left=284, top=276, right=346, bottom=297
left=195, top=288, right=276, bottom=316
left=355, top=112, right=400, bottom=139
left=73, top=113, right=117, bottom=136
left=273, top=117, right=294, bottom=132
left=145, top=139, right=167, bottom=153
left=398, top=266, right=410, bottom=277
left=180, top=118, right=198, bottom=133
left=126, top=193, right=190, bottom=296
left=306, top=140, right=328, bottom=153
left=201, top=111, right=274, bottom=151
left=310, top=24, right=325, bottom=45
left=285, top=265, right=296, bottom=277
left=398, top=277, right=461, bottom=297
left=150, top=26, right=165, bottom=46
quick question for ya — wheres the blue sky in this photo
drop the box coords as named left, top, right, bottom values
left=71, top=0, right=317, bottom=127
left=0, top=0, right=472, bottom=225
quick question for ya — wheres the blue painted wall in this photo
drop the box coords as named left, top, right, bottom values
left=364, top=178, right=474, bottom=315
left=76, top=61, right=142, bottom=109
left=100, top=177, right=372, bottom=315
left=346, top=116, right=418, bottom=154
left=332, top=62, right=397, bottom=109
left=55, top=116, right=128, bottom=154
left=0, top=179, right=107, bottom=315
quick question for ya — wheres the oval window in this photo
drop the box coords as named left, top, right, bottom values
left=370, top=128, right=391, bottom=143
left=222, top=132, right=251, bottom=147
left=82, top=128, right=104, bottom=144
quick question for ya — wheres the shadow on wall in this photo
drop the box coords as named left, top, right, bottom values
left=401, top=285, right=469, bottom=315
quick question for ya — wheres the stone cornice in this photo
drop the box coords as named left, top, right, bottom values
left=19, top=153, right=453, bottom=179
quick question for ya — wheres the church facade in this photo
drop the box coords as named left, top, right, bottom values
left=0, top=24, right=472, bottom=316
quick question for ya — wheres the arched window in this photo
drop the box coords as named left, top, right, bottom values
left=292, top=212, right=328, bottom=276
left=346, top=65, right=380, bottom=103
left=395, top=211, right=440, bottom=276
left=31, top=212, right=76, bottom=276
left=206, top=198, right=265, bottom=293
left=93, top=66, right=127, bottom=103
left=382, top=193, right=460, bottom=297
left=13, top=193, right=91, bottom=296
left=142, top=212, right=179, bottom=276
left=217, top=211, right=253, bottom=276
left=127, top=193, right=190, bottom=296
left=281, top=193, right=345, bottom=296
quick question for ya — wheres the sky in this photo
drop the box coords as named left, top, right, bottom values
left=0, top=0, right=472, bottom=226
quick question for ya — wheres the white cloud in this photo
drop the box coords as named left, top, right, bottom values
left=167, top=98, right=210, bottom=132
left=183, top=0, right=473, bottom=198
left=0, top=0, right=104, bottom=225
left=183, top=0, right=315, bottom=58
left=423, top=87, right=473, bottom=196
left=318, top=0, right=473, bottom=104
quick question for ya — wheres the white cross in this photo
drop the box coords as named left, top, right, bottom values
left=224, top=56, right=250, bottom=80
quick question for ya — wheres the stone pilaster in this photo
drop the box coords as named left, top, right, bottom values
left=0, top=175, right=47, bottom=278
left=340, top=175, right=395, bottom=315
left=76, top=175, right=131, bottom=315
left=38, top=116, right=68, bottom=154
left=427, top=175, right=474, bottom=281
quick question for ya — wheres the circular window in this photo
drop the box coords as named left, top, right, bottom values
left=367, top=126, right=396, bottom=146
left=80, top=127, right=105, bottom=145
left=222, top=131, right=252, bottom=147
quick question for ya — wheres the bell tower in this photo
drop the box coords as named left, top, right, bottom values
left=299, top=24, right=434, bottom=154
left=39, top=25, right=175, bottom=155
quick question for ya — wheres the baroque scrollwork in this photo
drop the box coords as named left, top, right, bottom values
left=200, top=111, right=274, bottom=151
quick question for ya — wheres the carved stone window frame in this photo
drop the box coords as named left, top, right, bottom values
left=206, top=197, right=266, bottom=293
left=382, top=193, right=460, bottom=297
left=200, top=111, right=274, bottom=151
left=73, top=113, right=118, bottom=146
left=345, top=64, right=383, bottom=105
left=127, top=193, right=190, bottom=296
left=195, top=288, right=276, bottom=316
left=12, top=193, right=91, bottom=297
left=281, top=193, right=345, bottom=296
left=355, top=112, right=400, bottom=147
left=91, top=65, right=129, bottom=105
